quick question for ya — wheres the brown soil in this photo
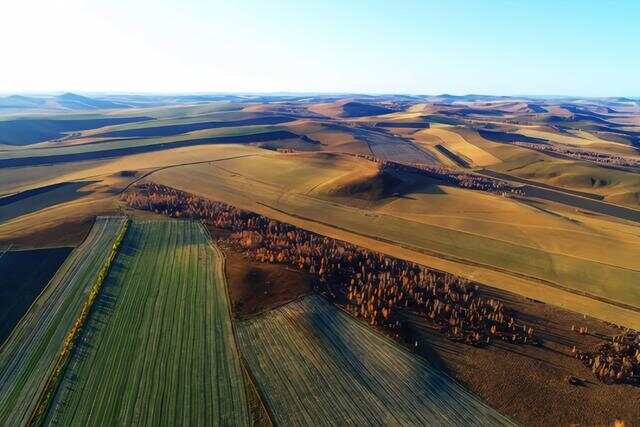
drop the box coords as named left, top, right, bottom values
left=400, top=287, right=640, bottom=426
left=214, top=231, right=314, bottom=319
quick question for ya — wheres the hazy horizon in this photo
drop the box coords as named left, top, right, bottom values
left=2, top=0, right=639, bottom=96
left=1, top=91, right=638, bottom=100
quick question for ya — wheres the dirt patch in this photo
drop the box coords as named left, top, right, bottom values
left=219, top=240, right=314, bottom=318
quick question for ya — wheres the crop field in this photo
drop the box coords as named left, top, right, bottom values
left=0, top=117, right=151, bottom=146
left=0, top=181, right=92, bottom=223
left=351, top=127, right=439, bottom=165
left=45, top=220, right=250, bottom=426
left=0, top=216, right=126, bottom=425
left=0, top=247, right=72, bottom=345
left=0, top=129, right=299, bottom=168
left=416, top=126, right=500, bottom=167
left=237, top=295, right=514, bottom=425
left=210, top=152, right=377, bottom=195
left=94, top=115, right=295, bottom=138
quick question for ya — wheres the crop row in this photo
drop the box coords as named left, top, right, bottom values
left=0, top=217, right=127, bottom=426
left=238, top=295, right=515, bottom=426
left=45, top=220, right=250, bottom=426
left=29, top=218, right=129, bottom=425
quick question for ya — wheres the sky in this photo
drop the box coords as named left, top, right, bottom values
left=1, top=0, right=639, bottom=96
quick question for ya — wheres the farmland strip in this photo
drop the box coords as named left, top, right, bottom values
left=29, top=218, right=129, bottom=425
left=44, top=220, right=250, bottom=426
left=0, top=216, right=127, bottom=426
left=238, top=295, right=516, bottom=426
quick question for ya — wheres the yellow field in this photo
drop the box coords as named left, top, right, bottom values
left=283, top=120, right=370, bottom=154
left=515, top=126, right=640, bottom=157
left=0, top=144, right=266, bottom=245
left=144, top=152, right=640, bottom=328
left=414, top=125, right=501, bottom=167
left=451, top=128, right=640, bottom=207
left=517, top=126, right=593, bottom=146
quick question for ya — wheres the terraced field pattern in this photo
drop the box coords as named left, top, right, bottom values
left=237, top=295, right=515, bottom=426
left=45, top=220, right=249, bottom=426
left=0, top=216, right=127, bottom=425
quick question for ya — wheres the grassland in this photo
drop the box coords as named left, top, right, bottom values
left=237, top=295, right=514, bottom=425
left=147, top=153, right=640, bottom=327
left=0, top=217, right=126, bottom=425
left=449, top=127, right=640, bottom=207
left=0, top=129, right=298, bottom=168
left=0, top=247, right=72, bottom=345
left=45, top=220, right=250, bottom=426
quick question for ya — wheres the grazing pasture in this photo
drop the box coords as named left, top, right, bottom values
left=0, top=217, right=126, bottom=426
left=237, top=295, right=514, bottom=426
left=46, top=220, right=250, bottom=426
left=0, top=247, right=72, bottom=345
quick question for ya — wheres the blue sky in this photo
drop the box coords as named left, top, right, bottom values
left=2, top=0, right=639, bottom=95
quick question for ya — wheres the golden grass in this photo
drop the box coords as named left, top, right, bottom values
left=283, top=120, right=371, bottom=154
left=452, top=128, right=640, bottom=207
left=146, top=153, right=640, bottom=328
left=414, top=125, right=501, bottom=167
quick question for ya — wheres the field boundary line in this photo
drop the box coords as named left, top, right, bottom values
left=0, top=216, right=101, bottom=356
left=27, top=217, right=130, bottom=425
left=202, top=223, right=256, bottom=424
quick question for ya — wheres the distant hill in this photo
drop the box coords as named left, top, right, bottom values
left=0, top=93, right=131, bottom=111
left=54, top=93, right=130, bottom=109
left=308, top=99, right=395, bottom=118
left=0, top=95, right=46, bottom=109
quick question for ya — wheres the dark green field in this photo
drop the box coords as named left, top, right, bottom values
left=0, top=248, right=72, bottom=344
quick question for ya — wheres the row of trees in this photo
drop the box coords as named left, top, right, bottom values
left=512, top=141, right=640, bottom=168
left=122, top=184, right=533, bottom=347
left=350, top=153, right=525, bottom=197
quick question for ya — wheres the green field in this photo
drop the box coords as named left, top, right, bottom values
left=45, top=220, right=249, bottom=426
left=0, top=217, right=126, bottom=425
left=237, top=295, right=514, bottom=425
left=0, top=247, right=72, bottom=345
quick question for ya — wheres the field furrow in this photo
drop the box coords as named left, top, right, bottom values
left=238, top=295, right=515, bottom=426
left=0, top=216, right=127, bottom=426
left=45, top=220, right=250, bottom=426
